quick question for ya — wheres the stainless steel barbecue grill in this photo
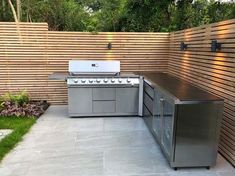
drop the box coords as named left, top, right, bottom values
left=67, top=60, right=143, bottom=117
left=51, top=60, right=143, bottom=117
left=67, top=60, right=140, bottom=88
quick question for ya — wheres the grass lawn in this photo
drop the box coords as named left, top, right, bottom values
left=0, top=117, right=36, bottom=162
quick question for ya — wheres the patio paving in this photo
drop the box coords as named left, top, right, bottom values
left=0, top=105, right=234, bottom=176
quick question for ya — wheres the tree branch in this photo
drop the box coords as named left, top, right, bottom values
left=8, top=0, right=19, bottom=22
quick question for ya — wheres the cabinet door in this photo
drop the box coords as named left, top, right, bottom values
left=68, top=88, right=92, bottom=114
left=116, top=87, right=139, bottom=114
left=152, top=89, right=162, bottom=142
left=161, top=97, right=175, bottom=159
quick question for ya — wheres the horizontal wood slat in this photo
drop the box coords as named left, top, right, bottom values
left=169, top=19, right=235, bottom=166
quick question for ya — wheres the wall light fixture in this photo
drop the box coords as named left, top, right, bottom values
left=211, top=40, right=222, bottom=52
left=180, top=42, right=188, bottom=51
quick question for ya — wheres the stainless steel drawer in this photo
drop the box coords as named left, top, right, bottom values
left=92, top=88, right=116, bottom=100
left=93, top=101, right=116, bottom=113
left=144, top=81, right=154, bottom=99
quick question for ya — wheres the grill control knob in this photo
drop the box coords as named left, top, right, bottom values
left=89, top=79, right=93, bottom=83
left=111, top=79, right=115, bottom=83
left=73, top=79, right=78, bottom=83
left=81, top=79, right=86, bottom=83
left=104, top=79, right=108, bottom=83
left=118, top=79, right=122, bottom=83
left=127, top=78, right=131, bottom=83
left=96, top=79, right=101, bottom=83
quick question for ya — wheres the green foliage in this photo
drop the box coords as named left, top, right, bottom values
left=0, top=0, right=235, bottom=32
left=170, top=0, right=235, bottom=30
left=207, top=0, right=235, bottom=23
left=0, top=102, right=4, bottom=111
left=0, top=90, right=29, bottom=106
left=0, top=0, right=13, bottom=22
left=117, top=0, right=176, bottom=32
left=20, top=0, right=90, bottom=31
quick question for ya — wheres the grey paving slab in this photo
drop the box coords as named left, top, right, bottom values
left=104, top=117, right=147, bottom=131
left=0, top=105, right=234, bottom=176
left=104, top=146, right=171, bottom=175
left=26, top=150, right=104, bottom=176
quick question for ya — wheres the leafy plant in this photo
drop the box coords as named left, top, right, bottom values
left=0, top=102, right=4, bottom=110
left=0, top=91, right=46, bottom=118
left=0, top=90, right=29, bottom=106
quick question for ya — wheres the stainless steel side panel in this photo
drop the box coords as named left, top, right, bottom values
left=138, top=78, right=144, bottom=116
left=173, top=102, right=223, bottom=167
left=68, top=88, right=92, bottom=114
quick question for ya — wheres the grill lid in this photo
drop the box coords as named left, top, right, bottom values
left=69, top=60, right=120, bottom=75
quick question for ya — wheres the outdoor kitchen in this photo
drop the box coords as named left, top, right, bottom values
left=0, top=19, right=234, bottom=176
left=49, top=60, right=224, bottom=170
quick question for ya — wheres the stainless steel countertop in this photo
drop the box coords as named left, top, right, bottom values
left=137, top=72, right=223, bottom=102
left=49, top=71, right=223, bottom=102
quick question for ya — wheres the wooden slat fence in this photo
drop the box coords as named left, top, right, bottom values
left=0, top=22, right=49, bottom=100
left=0, top=23, right=170, bottom=104
left=169, top=18, right=235, bottom=166
left=47, top=31, right=169, bottom=104
left=0, top=19, right=234, bottom=166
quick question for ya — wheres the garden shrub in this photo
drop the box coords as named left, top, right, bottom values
left=0, top=91, right=45, bottom=118
left=0, top=90, right=29, bottom=106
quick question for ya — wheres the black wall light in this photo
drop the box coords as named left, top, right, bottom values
left=107, top=42, right=112, bottom=49
left=211, top=40, right=222, bottom=52
left=180, top=42, right=188, bottom=51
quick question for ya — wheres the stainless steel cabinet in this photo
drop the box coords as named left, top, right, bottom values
left=143, top=79, right=223, bottom=169
left=68, top=86, right=139, bottom=116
